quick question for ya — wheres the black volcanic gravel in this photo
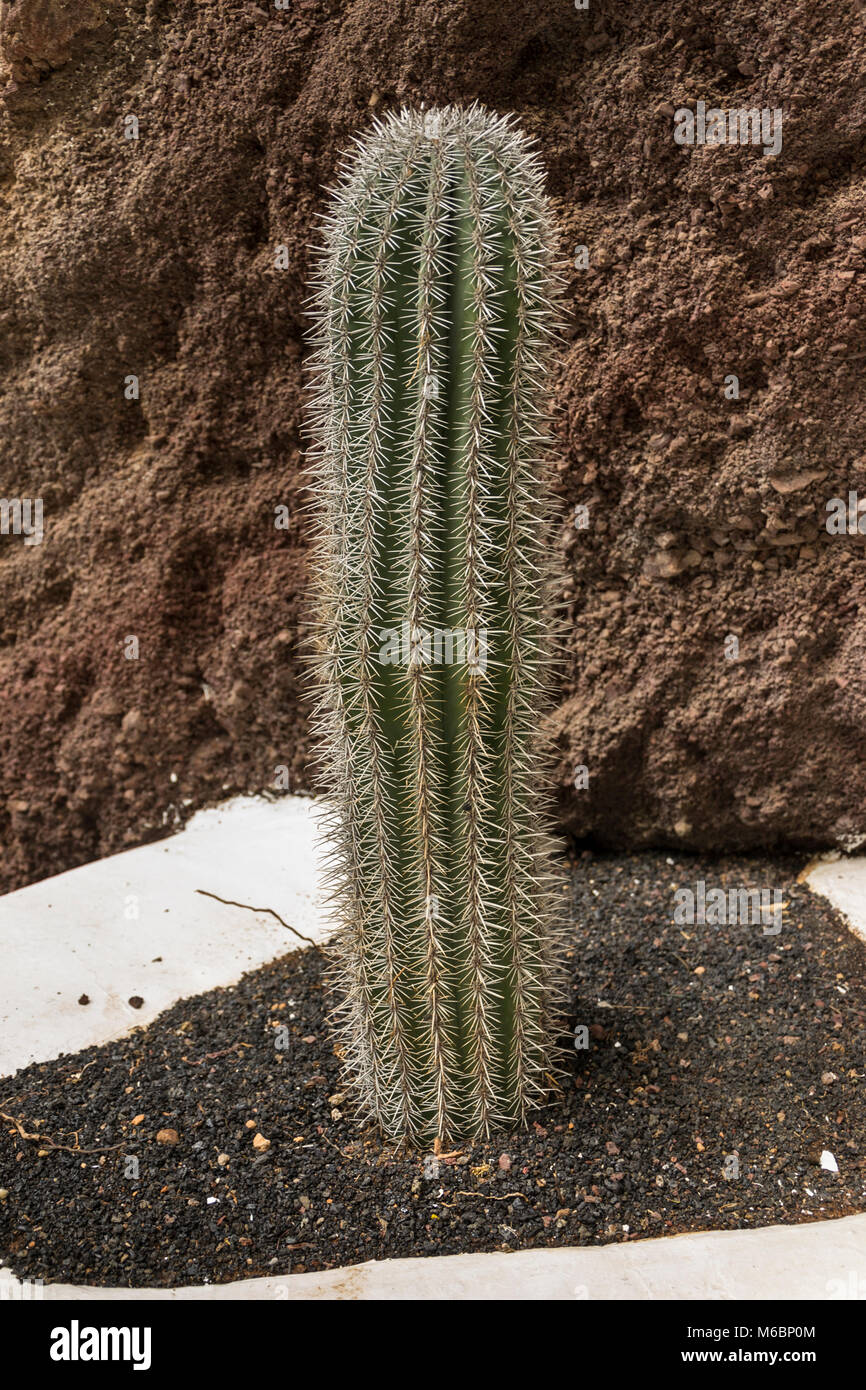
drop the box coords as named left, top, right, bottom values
left=1, top=851, right=865, bottom=1288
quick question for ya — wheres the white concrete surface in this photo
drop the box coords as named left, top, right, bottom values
left=3, top=1213, right=865, bottom=1300
left=0, top=795, right=329, bottom=1077
left=806, top=854, right=866, bottom=944
left=3, top=814, right=866, bottom=1299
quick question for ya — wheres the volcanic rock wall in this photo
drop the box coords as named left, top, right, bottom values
left=0, top=0, right=864, bottom=891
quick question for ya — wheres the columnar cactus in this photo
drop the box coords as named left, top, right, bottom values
left=308, top=105, right=563, bottom=1143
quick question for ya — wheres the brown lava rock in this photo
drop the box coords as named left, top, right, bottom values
left=0, top=0, right=864, bottom=893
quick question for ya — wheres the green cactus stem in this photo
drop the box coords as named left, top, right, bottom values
left=308, top=104, right=564, bottom=1143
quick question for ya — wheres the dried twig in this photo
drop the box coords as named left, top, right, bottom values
left=0, top=1110, right=124, bottom=1155
left=195, top=889, right=324, bottom=951
left=181, top=1044, right=251, bottom=1068
left=442, top=1191, right=529, bottom=1204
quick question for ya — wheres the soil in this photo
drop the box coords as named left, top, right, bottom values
left=1, top=0, right=865, bottom=896
left=1, top=850, right=864, bottom=1288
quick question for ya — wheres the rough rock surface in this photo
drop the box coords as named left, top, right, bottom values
left=0, top=0, right=864, bottom=892
left=0, top=0, right=120, bottom=104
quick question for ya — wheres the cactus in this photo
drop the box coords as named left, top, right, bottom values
left=308, top=104, right=563, bottom=1144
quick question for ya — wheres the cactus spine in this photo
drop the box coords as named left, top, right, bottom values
left=309, top=105, right=563, bottom=1143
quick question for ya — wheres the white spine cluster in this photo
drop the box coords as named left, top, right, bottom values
left=307, top=105, right=566, bottom=1143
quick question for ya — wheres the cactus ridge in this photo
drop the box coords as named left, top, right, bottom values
left=308, top=104, right=566, bottom=1143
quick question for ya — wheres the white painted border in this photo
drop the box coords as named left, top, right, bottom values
left=3, top=1214, right=865, bottom=1300
left=3, top=801, right=866, bottom=1299
left=805, top=854, right=866, bottom=944
left=0, top=796, right=331, bottom=1077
